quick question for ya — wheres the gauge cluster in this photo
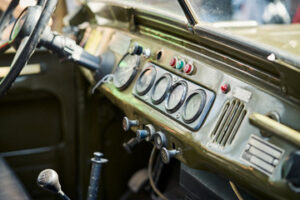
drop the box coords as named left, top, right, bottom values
left=133, top=62, right=215, bottom=131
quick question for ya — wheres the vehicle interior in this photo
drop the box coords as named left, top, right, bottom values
left=0, top=0, right=300, bottom=199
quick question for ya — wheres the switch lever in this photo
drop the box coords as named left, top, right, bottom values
left=123, top=138, right=140, bottom=154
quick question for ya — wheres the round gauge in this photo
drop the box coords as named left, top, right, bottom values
left=113, top=53, right=140, bottom=90
left=151, top=73, right=172, bottom=104
left=165, top=80, right=188, bottom=113
left=182, top=90, right=206, bottom=123
left=135, top=66, right=156, bottom=96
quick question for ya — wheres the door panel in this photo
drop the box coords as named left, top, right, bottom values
left=0, top=50, right=78, bottom=199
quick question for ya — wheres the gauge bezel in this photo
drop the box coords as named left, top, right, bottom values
left=182, top=89, right=207, bottom=124
left=135, top=66, right=156, bottom=96
left=165, top=80, right=188, bottom=113
left=151, top=73, right=172, bottom=105
left=113, top=53, right=140, bottom=90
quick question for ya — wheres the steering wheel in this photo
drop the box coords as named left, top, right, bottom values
left=0, top=0, right=57, bottom=96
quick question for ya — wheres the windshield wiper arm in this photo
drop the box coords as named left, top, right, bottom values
left=177, top=0, right=199, bottom=26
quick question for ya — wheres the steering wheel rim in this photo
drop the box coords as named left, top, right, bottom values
left=0, top=0, right=19, bottom=36
left=0, top=0, right=57, bottom=96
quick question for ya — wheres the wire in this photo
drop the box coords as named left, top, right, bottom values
left=148, top=146, right=168, bottom=200
left=91, top=74, right=114, bottom=94
left=229, top=181, right=244, bottom=200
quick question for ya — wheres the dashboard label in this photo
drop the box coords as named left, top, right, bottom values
left=241, top=135, right=284, bottom=176
left=233, top=87, right=252, bottom=103
left=109, top=33, right=131, bottom=55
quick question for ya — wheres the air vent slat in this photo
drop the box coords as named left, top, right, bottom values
left=211, top=99, right=246, bottom=147
left=227, top=109, right=247, bottom=145
left=216, top=100, right=240, bottom=144
left=213, top=102, right=234, bottom=142
left=221, top=103, right=244, bottom=146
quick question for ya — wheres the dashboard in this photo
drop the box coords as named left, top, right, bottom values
left=82, top=27, right=300, bottom=199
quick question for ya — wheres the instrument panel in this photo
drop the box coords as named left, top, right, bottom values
left=84, top=28, right=300, bottom=200
left=133, top=62, right=215, bottom=131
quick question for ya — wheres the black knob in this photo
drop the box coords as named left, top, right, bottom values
left=282, top=151, right=300, bottom=190
left=154, top=131, right=167, bottom=149
left=123, top=138, right=140, bottom=154
left=122, top=116, right=139, bottom=132
left=160, top=147, right=180, bottom=164
left=129, top=43, right=143, bottom=55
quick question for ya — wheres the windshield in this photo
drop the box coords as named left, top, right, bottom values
left=124, top=0, right=300, bottom=60
left=128, top=0, right=300, bottom=24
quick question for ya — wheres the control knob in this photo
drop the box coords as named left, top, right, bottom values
left=136, top=124, right=155, bottom=141
left=122, top=116, right=139, bottom=132
left=154, top=131, right=167, bottom=149
left=129, top=43, right=143, bottom=56
left=160, top=147, right=180, bottom=164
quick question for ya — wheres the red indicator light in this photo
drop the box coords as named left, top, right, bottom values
left=183, top=63, right=194, bottom=74
left=169, top=57, right=177, bottom=67
left=221, top=84, right=230, bottom=94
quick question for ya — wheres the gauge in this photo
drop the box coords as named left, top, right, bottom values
left=182, top=90, right=206, bottom=123
left=113, top=53, right=140, bottom=90
left=135, top=66, right=156, bottom=96
left=151, top=73, right=172, bottom=104
left=165, top=80, right=188, bottom=113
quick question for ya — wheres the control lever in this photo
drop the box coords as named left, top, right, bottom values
left=37, top=169, right=71, bottom=200
left=87, top=152, right=108, bottom=200
left=123, top=138, right=140, bottom=154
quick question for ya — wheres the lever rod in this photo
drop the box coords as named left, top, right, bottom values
left=87, top=152, right=108, bottom=200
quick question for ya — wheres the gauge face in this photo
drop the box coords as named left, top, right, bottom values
left=165, top=80, right=188, bottom=113
left=135, top=66, right=156, bottom=96
left=151, top=74, right=172, bottom=104
left=182, top=90, right=206, bottom=123
left=113, top=53, right=140, bottom=90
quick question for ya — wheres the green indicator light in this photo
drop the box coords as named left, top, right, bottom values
left=176, top=60, right=185, bottom=70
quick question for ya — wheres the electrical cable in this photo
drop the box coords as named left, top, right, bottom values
left=229, top=181, right=244, bottom=200
left=91, top=73, right=114, bottom=94
left=148, top=146, right=168, bottom=200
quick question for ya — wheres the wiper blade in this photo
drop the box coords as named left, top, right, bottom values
left=177, top=0, right=199, bottom=26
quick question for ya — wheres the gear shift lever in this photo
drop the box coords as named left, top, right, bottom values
left=37, top=169, right=71, bottom=200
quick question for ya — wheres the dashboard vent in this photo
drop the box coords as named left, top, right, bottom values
left=211, top=99, right=247, bottom=147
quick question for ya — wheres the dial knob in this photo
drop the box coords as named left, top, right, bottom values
left=282, top=151, right=300, bottom=190
left=122, top=116, right=139, bottom=132
left=160, top=147, right=180, bottom=164
left=154, top=131, right=167, bottom=149
left=129, top=43, right=143, bottom=55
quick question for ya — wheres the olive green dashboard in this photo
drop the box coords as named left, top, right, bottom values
left=78, top=26, right=300, bottom=200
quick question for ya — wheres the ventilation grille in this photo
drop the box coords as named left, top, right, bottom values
left=211, top=99, right=247, bottom=147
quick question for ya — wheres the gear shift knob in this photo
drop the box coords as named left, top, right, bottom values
left=37, top=169, right=61, bottom=193
left=37, top=169, right=71, bottom=200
